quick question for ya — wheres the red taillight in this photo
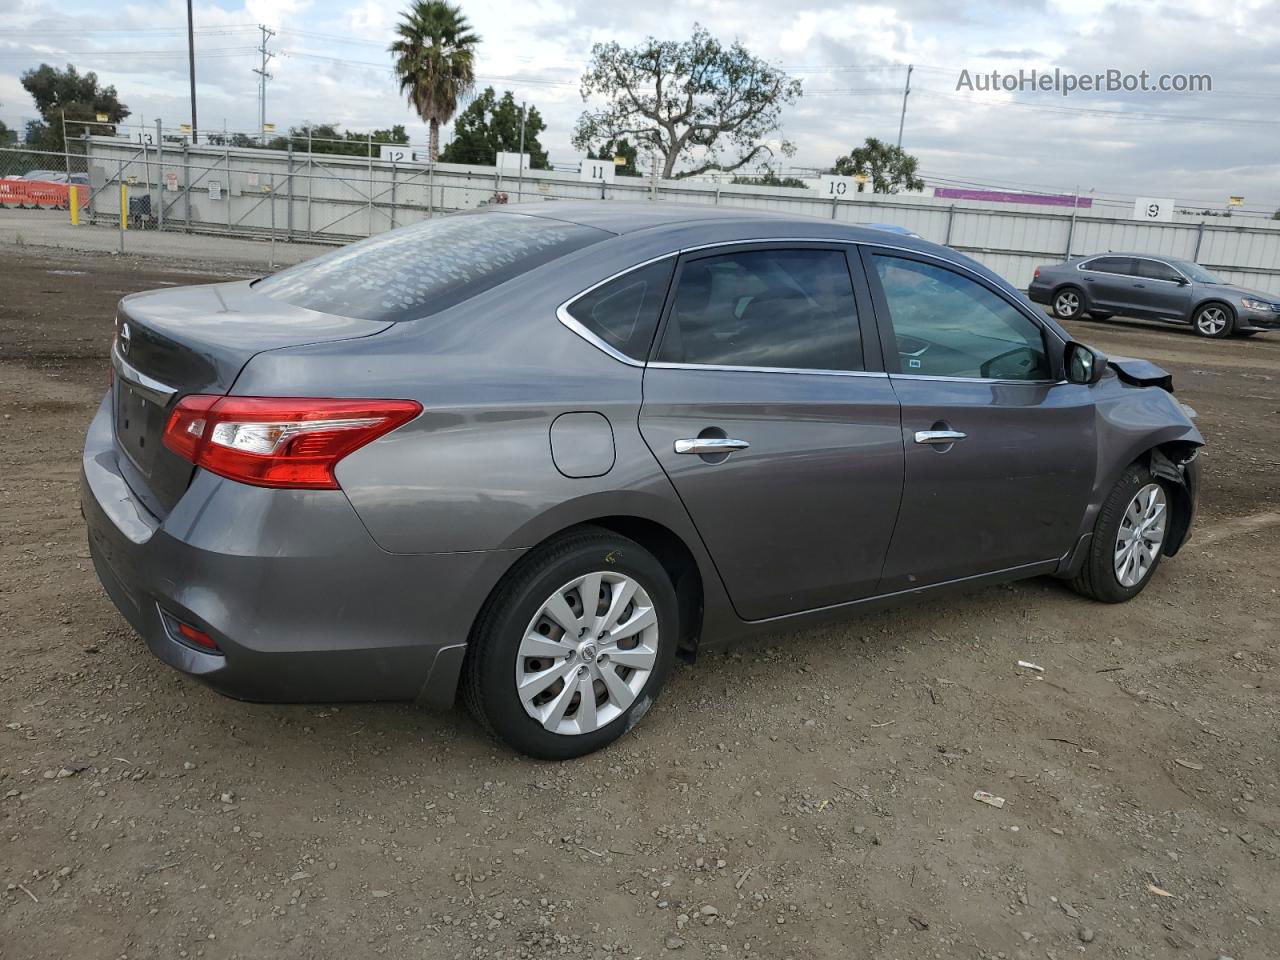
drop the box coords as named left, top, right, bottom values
left=177, top=622, right=218, bottom=650
left=162, top=396, right=422, bottom=490
left=1034, top=267, right=1041, bottom=279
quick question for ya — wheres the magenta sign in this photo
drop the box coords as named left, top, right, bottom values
left=933, top=187, right=1092, bottom=208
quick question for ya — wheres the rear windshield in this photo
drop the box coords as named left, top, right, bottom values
left=254, top=212, right=607, bottom=322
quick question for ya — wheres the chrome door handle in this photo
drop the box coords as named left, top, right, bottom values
left=914, top=430, right=967, bottom=445
left=674, top=438, right=750, bottom=455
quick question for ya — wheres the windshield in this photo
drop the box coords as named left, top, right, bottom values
left=255, top=212, right=607, bottom=322
left=1173, top=260, right=1222, bottom=284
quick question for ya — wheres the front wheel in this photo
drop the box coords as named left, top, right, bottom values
left=1052, top=287, right=1085, bottom=320
left=1071, top=465, right=1169, bottom=603
left=1192, top=303, right=1234, bottom=338
left=462, top=528, right=679, bottom=759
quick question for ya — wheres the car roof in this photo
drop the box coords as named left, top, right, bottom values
left=504, top=199, right=929, bottom=245
left=1079, top=252, right=1184, bottom=261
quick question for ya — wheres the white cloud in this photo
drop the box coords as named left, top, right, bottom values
left=1, top=0, right=1277, bottom=209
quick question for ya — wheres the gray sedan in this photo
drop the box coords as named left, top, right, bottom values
left=82, top=203, right=1203, bottom=758
left=1028, top=253, right=1280, bottom=338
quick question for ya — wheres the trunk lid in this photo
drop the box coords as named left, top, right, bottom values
left=111, top=280, right=391, bottom=516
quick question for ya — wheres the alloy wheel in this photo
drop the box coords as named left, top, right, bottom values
left=1054, top=291, right=1080, bottom=317
left=1197, top=307, right=1228, bottom=336
left=1113, top=482, right=1167, bottom=588
left=515, top=572, right=659, bottom=736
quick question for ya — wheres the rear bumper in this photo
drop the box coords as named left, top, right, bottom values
left=81, top=394, right=523, bottom=706
left=1027, top=281, right=1052, bottom=304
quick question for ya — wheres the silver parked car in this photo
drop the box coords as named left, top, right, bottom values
left=1028, top=253, right=1280, bottom=338
left=83, top=203, right=1203, bottom=758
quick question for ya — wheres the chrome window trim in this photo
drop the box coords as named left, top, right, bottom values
left=648, top=361, right=888, bottom=379
left=1076, top=256, right=1131, bottom=277
left=890, top=372, right=1066, bottom=386
left=1074, top=255, right=1188, bottom=285
left=556, top=235, right=1066, bottom=369
left=555, top=253, right=677, bottom=369
left=112, top=344, right=177, bottom=405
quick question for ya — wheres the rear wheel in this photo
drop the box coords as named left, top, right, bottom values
left=462, top=528, right=678, bottom=759
left=1192, top=303, right=1234, bottom=338
left=1052, top=287, right=1085, bottom=320
left=1071, top=464, right=1169, bottom=603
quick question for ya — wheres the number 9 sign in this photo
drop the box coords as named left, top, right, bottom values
left=1132, top=196, right=1174, bottom=223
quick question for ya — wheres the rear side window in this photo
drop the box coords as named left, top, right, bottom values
left=565, top=259, right=674, bottom=361
left=656, top=249, right=862, bottom=371
left=255, top=212, right=606, bottom=322
left=1085, top=256, right=1134, bottom=275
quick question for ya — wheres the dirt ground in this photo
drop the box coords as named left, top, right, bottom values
left=1, top=245, right=1277, bottom=960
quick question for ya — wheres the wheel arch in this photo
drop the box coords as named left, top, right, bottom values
left=1191, top=297, right=1237, bottom=323
left=422, top=509, right=711, bottom=710
left=1136, top=440, right=1201, bottom=556
left=1052, top=281, right=1087, bottom=305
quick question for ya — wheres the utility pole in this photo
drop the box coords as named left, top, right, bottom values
left=896, top=63, right=913, bottom=150
left=516, top=101, right=526, bottom=203
left=253, top=25, right=275, bottom=145
left=186, top=0, right=198, bottom=143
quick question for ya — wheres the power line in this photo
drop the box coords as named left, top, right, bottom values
left=1, top=24, right=258, bottom=36
left=915, top=87, right=1280, bottom=126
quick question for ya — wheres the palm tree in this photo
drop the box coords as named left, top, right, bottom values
left=390, top=1, right=480, bottom=163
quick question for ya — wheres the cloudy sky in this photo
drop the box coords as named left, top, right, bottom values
left=2, top=0, right=1278, bottom=215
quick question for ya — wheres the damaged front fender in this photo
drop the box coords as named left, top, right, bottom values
left=1150, top=444, right=1201, bottom=556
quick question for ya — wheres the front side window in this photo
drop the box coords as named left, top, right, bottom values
left=656, top=249, right=862, bottom=371
left=1172, top=260, right=1221, bottom=283
left=255, top=212, right=607, bottom=323
left=1085, top=256, right=1135, bottom=276
left=565, top=259, right=674, bottom=361
left=872, top=255, right=1050, bottom=381
left=1136, top=259, right=1182, bottom=282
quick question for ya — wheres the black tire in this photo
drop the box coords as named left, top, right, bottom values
left=462, top=527, right=679, bottom=759
left=1192, top=302, right=1235, bottom=338
left=1052, top=286, right=1085, bottom=320
left=1088, top=312, right=1113, bottom=321
left=1071, top=464, right=1168, bottom=603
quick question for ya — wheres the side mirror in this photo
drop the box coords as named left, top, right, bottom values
left=1173, top=276, right=1189, bottom=286
left=1065, top=341, right=1108, bottom=385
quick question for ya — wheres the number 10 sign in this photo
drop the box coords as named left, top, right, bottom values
left=820, top=175, right=859, bottom=199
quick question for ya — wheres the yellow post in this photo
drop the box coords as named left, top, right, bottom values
left=120, top=182, right=128, bottom=230
left=69, top=186, right=80, bottom=226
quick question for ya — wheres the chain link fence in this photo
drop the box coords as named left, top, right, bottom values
left=5, top=121, right=1280, bottom=293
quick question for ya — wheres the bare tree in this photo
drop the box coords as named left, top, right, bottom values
left=573, top=25, right=801, bottom=179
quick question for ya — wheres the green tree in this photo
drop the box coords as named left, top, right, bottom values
left=586, top=138, right=640, bottom=177
left=19, top=63, right=129, bottom=152
left=0, top=117, right=10, bottom=145
left=439, top=88, right=549, bottom=168
left=573, top=24, right=801, bottom=179
left=731, top=165, right=808, bottom=189
left=265, top=123, right=410, bottom=155
left=390, top=1, right=480, bottom=162
left=832, top=137, right=924, bottom=194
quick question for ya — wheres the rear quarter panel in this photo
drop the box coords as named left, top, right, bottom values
left=230, top=234, right=718, bottom=561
